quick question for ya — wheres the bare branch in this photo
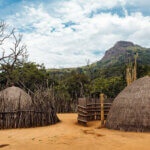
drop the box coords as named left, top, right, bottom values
left=0, top=21, right=14, bottom=45
left=0, top=21, right=28, bottom=86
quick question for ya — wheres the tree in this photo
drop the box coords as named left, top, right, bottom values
left=0, top=21, right=28, bottom=86
left=18, top=62, right=47, bottom=91
left=91, top=76, right=125, bottom=98
left=0, top=21, right=13, bottom=61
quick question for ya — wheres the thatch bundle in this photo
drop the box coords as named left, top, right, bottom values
left=106, top=76, right=150, bottom=132
left=0, top=86, right=59, bottom=129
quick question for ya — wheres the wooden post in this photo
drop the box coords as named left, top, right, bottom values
left=133, top=52, right=138, bottom=81
left=100, top=93, right=104, bottom=127
left=126, top=67, right=132, bottom=86
left=126, top=52, right=138, bottom=86
left=126, top=68, right=130, bottom=86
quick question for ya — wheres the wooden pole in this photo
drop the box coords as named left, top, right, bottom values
left=126, top=68, right=130, bottom=86
left=100, top=93, right=104, bottom=127
left=133, top=52, right=138, bottom=81
left=126, top=67, right=132, bottom=86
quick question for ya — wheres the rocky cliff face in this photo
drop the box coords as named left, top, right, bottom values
left=101, top=41, right=134, bottom=62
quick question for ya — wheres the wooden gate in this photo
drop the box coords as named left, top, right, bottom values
left=77, top=98, right=112, bottom=125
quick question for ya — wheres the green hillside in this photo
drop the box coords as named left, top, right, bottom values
left=47, top=41, right=150, bottom=78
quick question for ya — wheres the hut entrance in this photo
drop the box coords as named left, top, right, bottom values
left=77, top=97, right=112, bottom=126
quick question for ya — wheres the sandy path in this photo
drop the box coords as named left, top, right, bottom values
left=0, top=113, right=150, bottom=150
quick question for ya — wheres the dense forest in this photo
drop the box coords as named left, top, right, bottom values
left=1, top=21, right=150, bottom=113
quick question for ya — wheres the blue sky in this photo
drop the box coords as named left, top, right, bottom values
left=0, top=0, right=150, bottom=68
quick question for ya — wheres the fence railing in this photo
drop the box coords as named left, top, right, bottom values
left=0, top=110, right=57, bottom=129
left=77, top=98, right=112, bottom=125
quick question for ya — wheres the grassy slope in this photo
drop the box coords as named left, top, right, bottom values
left=47, top=45, right=150, bottom=76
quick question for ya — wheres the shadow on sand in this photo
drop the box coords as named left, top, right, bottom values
left=0, top=144, right=9, bottom=148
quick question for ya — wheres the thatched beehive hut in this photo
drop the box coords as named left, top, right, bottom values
left=106, top=76, right=150, bottom=132
left=0, top=86, right=32, bottom=111
left=0, top=86, right=59, bottom=129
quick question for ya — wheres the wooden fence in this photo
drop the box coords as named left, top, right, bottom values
left=77, top=98, right=112, bottom=125
left=0, top=110, right=58, bottom=129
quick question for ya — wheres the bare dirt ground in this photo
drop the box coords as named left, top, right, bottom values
left=0, top=113, right=150, bottom=150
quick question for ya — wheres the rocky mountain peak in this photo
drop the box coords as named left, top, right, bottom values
left=114, top=41, right=134, bottom=48
left=101, top=41, right=135, bottom=62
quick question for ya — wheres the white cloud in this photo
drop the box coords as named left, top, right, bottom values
left=126, top=0, right=150, bottom=7
left=4, top=0, right=150, bottom=68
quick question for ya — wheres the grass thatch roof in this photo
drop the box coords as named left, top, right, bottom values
left=0, top=86, right=32, bottom=111
left=106, top=76, right=150, bottom=132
